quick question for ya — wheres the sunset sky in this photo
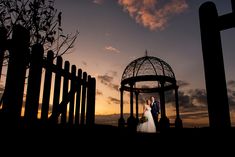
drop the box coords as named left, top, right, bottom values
left=44, top=0, right=235, bottom=127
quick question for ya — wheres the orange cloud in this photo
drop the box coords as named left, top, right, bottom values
left=118, top=0, right=188, bottom=31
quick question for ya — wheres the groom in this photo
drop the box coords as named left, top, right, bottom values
left=150, top=96, right=160, bottom=128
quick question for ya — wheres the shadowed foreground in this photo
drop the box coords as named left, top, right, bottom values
left=0, top=125, right=234, bottom=157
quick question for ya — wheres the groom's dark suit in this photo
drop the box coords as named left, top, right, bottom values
left=151, top=100, right=160, bottom=127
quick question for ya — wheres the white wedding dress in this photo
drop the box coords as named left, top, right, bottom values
left=137, top=105, right=156, bottom=133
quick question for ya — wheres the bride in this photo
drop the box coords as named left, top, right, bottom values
left=137, top=99, right=156, bottom=133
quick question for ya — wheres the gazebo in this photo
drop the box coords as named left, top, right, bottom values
left=118, top=52, right=182, bottom=130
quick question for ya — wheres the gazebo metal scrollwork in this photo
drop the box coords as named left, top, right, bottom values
left=118, top=52, right=183, bottom=130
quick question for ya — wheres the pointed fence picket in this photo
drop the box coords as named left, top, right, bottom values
left=0, top=25, right=96, bottom=128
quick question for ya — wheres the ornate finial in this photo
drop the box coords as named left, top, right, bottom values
left=145, top=50, right=148, bottom=56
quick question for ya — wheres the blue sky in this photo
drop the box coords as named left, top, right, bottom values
left=52, top=0, right=235, bottom=127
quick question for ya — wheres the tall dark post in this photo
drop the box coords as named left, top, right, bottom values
left=61, top=61, right=70, bottom=124
left=135, top=91, right=139, bottom=122
left=2, top=25, right=29, bottom=126
left=130, top=84, right=134, bottom=117
left=75, top=69, right=82, bottom=125
left=41, top=51, right=54, bottom=122
left=127, top=83, right=135, bottom=129
left=68, top=65, right=76, bottom=126
left=24, top=44, right=44, bottom=126
left=86, top=75, right=92, bottom=126
left=159, top=81, right=170, bottom=130
left=159, top=82, right=166, bottom=118
left=52, top=56, right=63, bottom=123
left=199, top=2, right=231, bottom=128
left=232, top=0, right=235, bottom=12
left=174, top=86, right=182, bottom=128
left=80, top=72, right=87, bottom=125
left=0, top=27, right=7, bottom=80
left=118, top=87, right=125, bottom=128
left=86, top=76, right=96, bottom=126
left=89, top=77, right=96, bottom=125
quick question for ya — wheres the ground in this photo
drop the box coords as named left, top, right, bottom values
left=0, top=125, right=234, bottom=156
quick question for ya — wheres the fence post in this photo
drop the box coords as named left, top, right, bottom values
left=24, top=44, right=44, bottom=127
left=0, top=27, right=7, bottom=80
left=61, top=61, right=70, bottom=125
left=68, top=65, right=76, bottom=126
left=2, top=25, right=29, bottom=126
left=80, top=72, right=87, bottom=125
left=52, top=56, right=62, bottom=123
left=86, top=76, right=96, bottom=126
left=75, top=69, right=82, bottom=125
left=41, top=51, right=54, bottom=123
left=91, top=78, right=96, bottom=125
left=199, top=2, right=231, bottom=128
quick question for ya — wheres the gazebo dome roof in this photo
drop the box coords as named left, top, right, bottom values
left=121, top=55, right=175, bottom=82
left=118, top=52, right=182, bottom=129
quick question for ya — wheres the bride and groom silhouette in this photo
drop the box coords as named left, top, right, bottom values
left=137, top=96, right=160, bottom=133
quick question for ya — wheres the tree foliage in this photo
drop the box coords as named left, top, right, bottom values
left=0, top=0, right=78, bottom=58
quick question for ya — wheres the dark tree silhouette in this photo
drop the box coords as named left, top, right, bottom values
left=0, top=0, right=78, bottom=62
left=0, top=0, right=78, bottom=114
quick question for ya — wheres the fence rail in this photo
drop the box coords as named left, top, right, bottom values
left=0, top=25, right=96, bottom=128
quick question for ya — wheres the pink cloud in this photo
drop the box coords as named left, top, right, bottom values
left=118, top=0, right=188, bottom=31
left=105, top=46, right=120, bottom=53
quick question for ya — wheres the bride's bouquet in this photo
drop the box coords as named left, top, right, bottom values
left=139, top=116, right=148, bottom=123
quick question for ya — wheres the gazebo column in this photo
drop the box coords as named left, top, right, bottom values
left=174, top=86, right=183, bottom=128
left=127, top=83, right=136, bottom=129
left=159, top=81, right=170, bottom=130
left=135, top=91, right=139, bottom=123
left=118, top=87, right=125, bottom=128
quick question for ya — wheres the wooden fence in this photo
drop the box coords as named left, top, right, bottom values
left=0, top=25, right=96, bottom=128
